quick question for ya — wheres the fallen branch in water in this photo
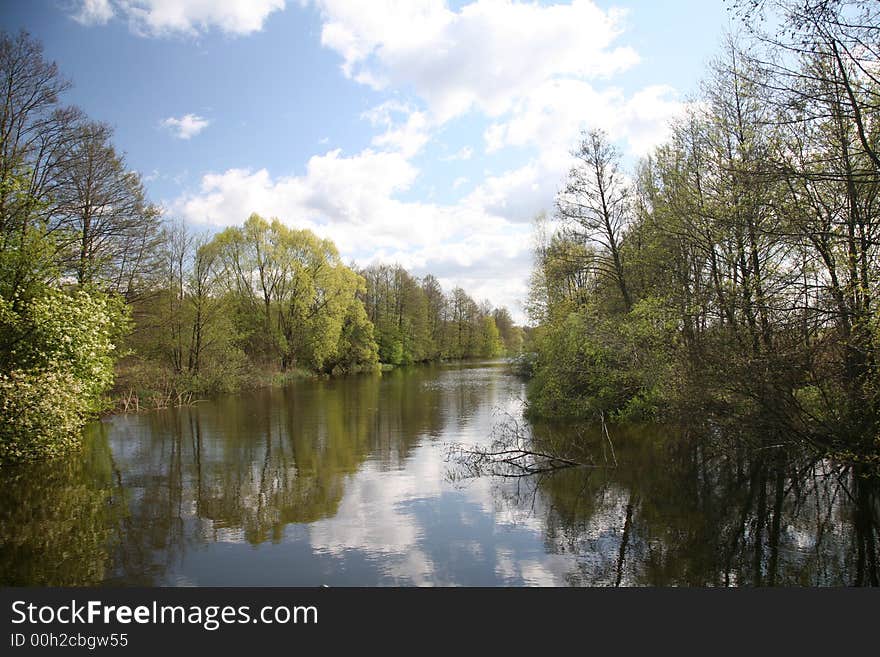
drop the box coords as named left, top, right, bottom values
left=446, top=408, right=625, bottom=480
left=600, top=410, right=618, bottom=467
left=447, top=443, right=597, bottom=478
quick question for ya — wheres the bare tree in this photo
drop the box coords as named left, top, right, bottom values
left=0, top=30, right=82, bottom=300
left=557, top=129, right=633, bottom=311
left=730, top=1, right=880, bottom=168
left=0, top=31, right=161, bottom=302
left=727, top=0, right=880, bottom=434
left=55, top=121, right=162, bottom=296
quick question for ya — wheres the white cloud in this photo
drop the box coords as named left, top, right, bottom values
left=313, top=0, right=639, bottom=122
left=308, top=1, right=683, bottom=233
left=163, top=2, right=690, bottom=323
left=617, top=85, right=688, bottom=155
left=161, top=113, right=211, bottom=139
left=72, top=0, right=114, bottom=25
left=442, top=146, right=473, bottom=162
left=464, top=161, right=555, bottom=224
left=485, top=80, right=685, bottom=159
left=70, top=0, right=285, bottom=36
left=467, top=81, right=687, bottom=226
left=174, top=148, right=423, bottom=246
left=171, top=145, right=533, bottom=319
left=363, top=101, right=431, bottom=157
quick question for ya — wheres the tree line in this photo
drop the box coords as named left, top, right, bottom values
left=0, top=30, right=519, bottom=462
left=127, top=214, right=521, bottom=395
left=524, top=0, right=880, bottom=466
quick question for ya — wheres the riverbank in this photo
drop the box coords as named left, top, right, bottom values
left=110, top=359, right=345, bottom=414
left=108, top=356, right=508, bottom=414
left=4, top=360, right=876, bottom=586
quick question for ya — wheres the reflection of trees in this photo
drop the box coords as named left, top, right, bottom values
left=373, top=364, right=490, bottom=459
left=0, top=425, right=124, bottom=585
left=525, top=423, right=880, bottom=586
left=192, top=380, right=381, bottom=543
left=102, top=411, right=195, bottom=585
left=95, top=365, right=488, bottom=582
left=5, top=365, right=874, bottom=586
left=194, top=367, right=487, bottom=540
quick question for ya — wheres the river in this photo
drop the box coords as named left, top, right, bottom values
left=1, top=361, right=877, bottom=586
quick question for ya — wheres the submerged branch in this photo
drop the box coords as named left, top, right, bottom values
left=446, top=411, right=617, bottom=480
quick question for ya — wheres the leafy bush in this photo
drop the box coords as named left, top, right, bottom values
left=525, top=298, right=681, bottom=421
left=509, top=351, right=538, bottom=378
left=0, top=369, right=87, bottom=461
left=0, top=289, right=130, bottom=463
left=526, top=311, right=633, bottom=419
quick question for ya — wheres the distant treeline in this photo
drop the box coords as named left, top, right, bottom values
left=0, top=30, right=518, bottom=462
left=523, top=1, right=880, bottom=467
left=125, top=213, right=523, bottom=398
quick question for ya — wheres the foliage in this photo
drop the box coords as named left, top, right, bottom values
left=359, top=263, right=519, bottom=364
left=0, top=289, right=129, bottom=462
left=527, top=305, right=665, bottom=420
left=207, top=214, right=378, bottom=373
left=328, top=291, right=380, bottom=374
left=125, top=215, right=520, bottom=408
left=0, top=31, right=524, bottom=464
left=479, top=316, right=504, bottom=357
left=526, top=15, right=880, bottom=462
left=0, top=427, right=122, bottom=585
left=0, top=31, right=153, bottom=462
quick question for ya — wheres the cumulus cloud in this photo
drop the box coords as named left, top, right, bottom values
left=71, top=0, right=114, bottom=25
left=463, top=162, right=555, bottom=224
left=69, top=0, right=285, bottom=37
left=470, top=82, right=688, bottom=225
left=363, top=101, right=431, bottom=157
left=163, top=1, right=691, bottom=322
left=160, top=113, right=211, bottom=139
left=171, top=145, right=533, bottom=318
left=313, top=0, right=639, bottom=122
left=309, top=1, right=684, bottom=226
left=485, top=80, right=685, bottom=158
left=175, top=149, right=423, bottom=245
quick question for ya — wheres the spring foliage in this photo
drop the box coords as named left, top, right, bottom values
left=0, top=290, right=129, bottom=462
left=526, top=3, right=880, bottom=462
left=0, top=31, right=521, bottom=462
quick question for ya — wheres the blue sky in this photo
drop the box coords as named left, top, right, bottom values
left=1, top=1, right=732, bottom=321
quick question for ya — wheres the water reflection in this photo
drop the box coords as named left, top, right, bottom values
left=0, top=362, right=876, bottom=586
left=521, top=423, right=880, bottom=586
left=0, top=431, right=122, bottom=585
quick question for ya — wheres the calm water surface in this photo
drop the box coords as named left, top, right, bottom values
left=1, top=361, right=877, bottom=585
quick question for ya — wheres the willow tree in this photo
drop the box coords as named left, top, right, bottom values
left=212, top=213, right=377, bottom=372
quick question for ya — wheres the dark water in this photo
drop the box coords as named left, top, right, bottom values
left=1, top=361, right=877, bottom=586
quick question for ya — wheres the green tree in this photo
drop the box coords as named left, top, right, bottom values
left=479, top=315, right=504, bottom=357
left=212, top=213, right=378, bottom=373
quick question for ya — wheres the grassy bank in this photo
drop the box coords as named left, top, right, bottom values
left=109, top=358, right=325, bottom=414
left=108, top=356, right=512, bottom=415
